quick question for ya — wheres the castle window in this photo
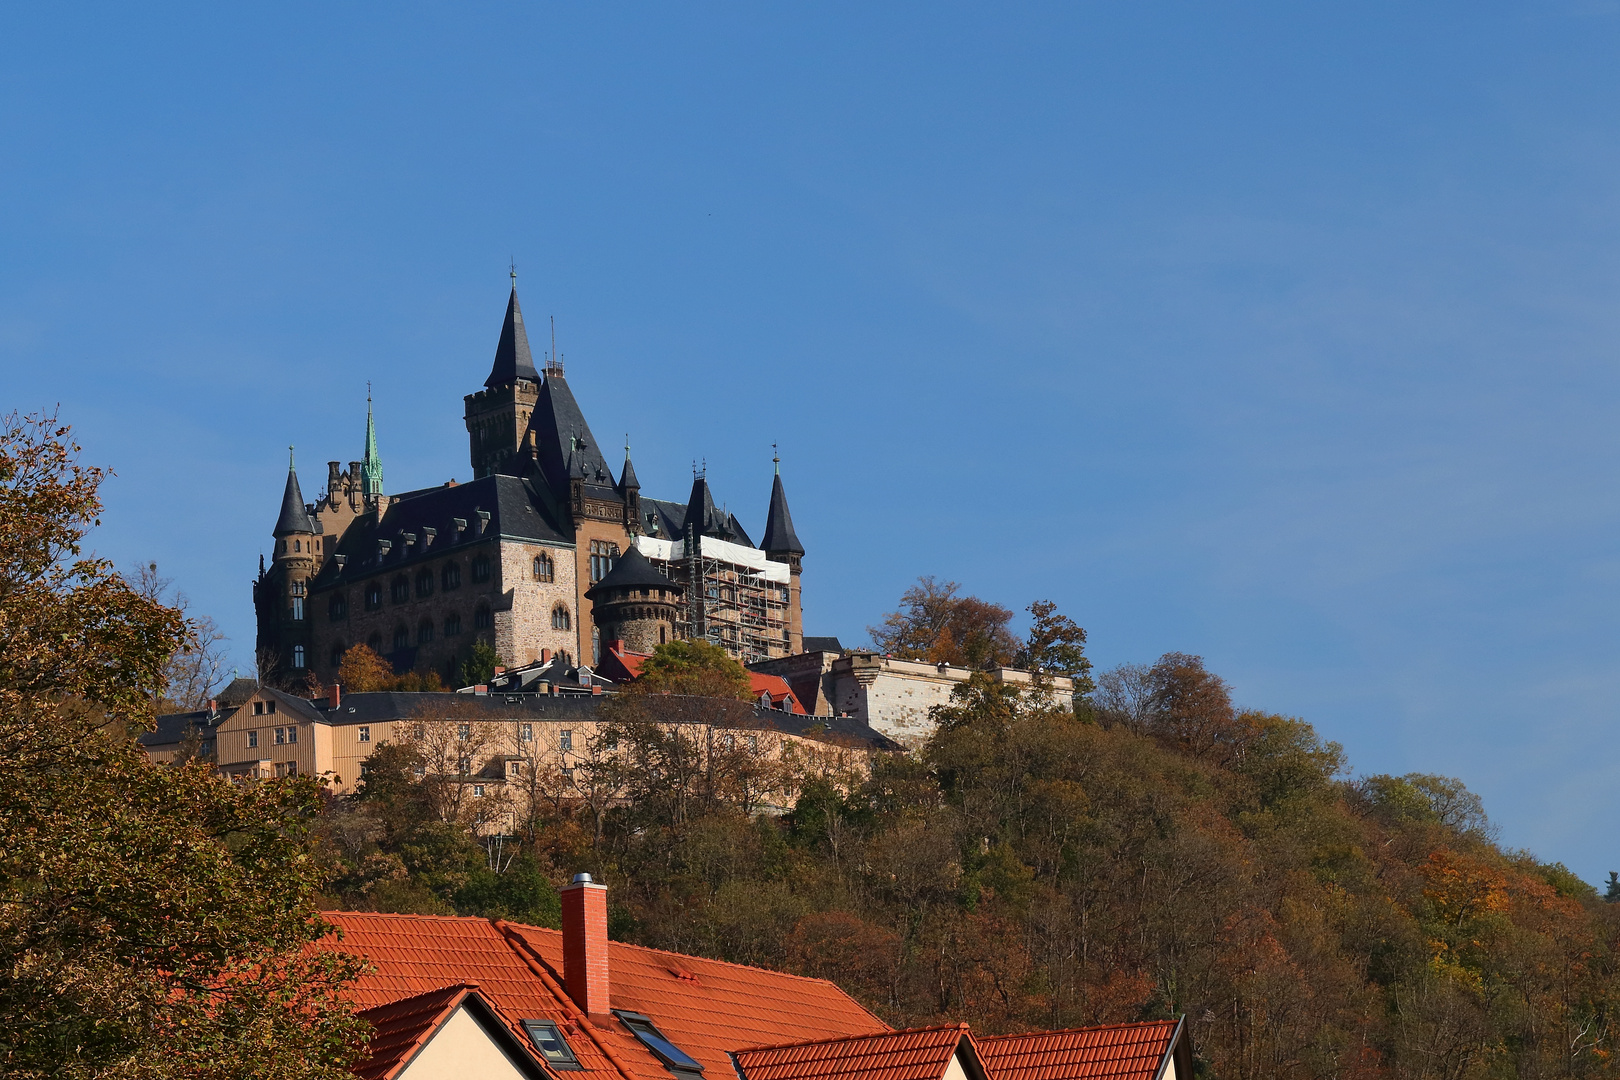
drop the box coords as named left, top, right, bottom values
left=442, top=562, right=462, bottom=590
left=365, top=583, right=382, bottom=611
left=294, top=540, right=301, bottom=552
left=418, top=618, right=434, bottom=644
left=393, top=625, right=409, bottom=650
left=472, top=555, right=491, bottom=584
left=416, top=570, right=434, bottom=598
left=367, top=632, right=382, bottom=652
left=659, top=627, right=666, bottom=644
left=329, top=593, right=347, bottom=620
left=551, top=604, right=571, bottom=631
left=589, top=541, right=619, bottom=583
left=591, top=626, right=600, bottom=664
left=474, top=604, right=492, bottom=630
left=390, top=576, right=409, bottom=604
left=444, top=612, right=462, bottom=637
left=292, top=645, right=305, bottom=669
left=533, top=553, right=554, bottom=582
left=330, top=643, right=345, bottom=666
left=291, top=597, right=304, bottom=621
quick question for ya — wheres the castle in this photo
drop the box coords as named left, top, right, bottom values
left=253, top=276, right=805, bottom=685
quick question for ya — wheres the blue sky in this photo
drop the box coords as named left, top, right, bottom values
left=5, top=4, right=1620, bottom=880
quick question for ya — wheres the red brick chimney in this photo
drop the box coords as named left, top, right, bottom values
left=329, top=683, right=342, bottom=709
left=561, top=873, right=609, bottom=1016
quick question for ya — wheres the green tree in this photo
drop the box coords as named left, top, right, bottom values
left=0, top=411, right=365, bottom=1079
left=636, top=639, right=752, bottom=700
left=458, top=639, right=502, bottom=687
left=1014, top=600, right=1094, bottom=693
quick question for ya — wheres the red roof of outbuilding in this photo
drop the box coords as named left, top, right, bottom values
left=975, top=1022, right=1180, bottom=1080
left=734, top=1025, right=978, bottom=1080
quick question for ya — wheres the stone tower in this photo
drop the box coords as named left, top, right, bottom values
left=464, top=273, right=541, bottom=479
left=261, top=450, right=318, bottom=676
left=760, top=454, right=805, bottom=655
left=585, top=546, right=682, bottom=654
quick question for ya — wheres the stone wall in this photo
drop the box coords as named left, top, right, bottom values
left=496, top=539, right=580, bottom=666
left=828, top=654, right=1078, bottom=748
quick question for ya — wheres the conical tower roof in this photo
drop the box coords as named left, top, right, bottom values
left=683, top=474, right=733, bottom=541
left=761, top=466, right=804, bottom=555
left=273, top=451, right=316, bottom=537
left=484, top=282, right=540, bottom=388
left=619, top=444, right=640, bottom=492
left=586, top=544, right=676, bottom=598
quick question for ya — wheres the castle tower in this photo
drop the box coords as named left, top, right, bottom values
left=464, top=273, right=541, bottom=479
left=256, top=449, right=318, bottom=678
left=362, top=390, right=384, bottom=499
left=760, top=452, right=805, bottom=654
left=586, top=546, right=682, bottom=654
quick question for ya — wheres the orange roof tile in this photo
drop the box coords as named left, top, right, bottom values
left=733, top=1025, right=979, bottom=1080
left=976, top=1022, right=1181, bottom=1080
left=354, top=984, right=545, bottom=1080
left=320, top=912, right=888, bottom=1080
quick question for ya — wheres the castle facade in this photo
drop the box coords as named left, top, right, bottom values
left=253, top=279, right=805, bottom=685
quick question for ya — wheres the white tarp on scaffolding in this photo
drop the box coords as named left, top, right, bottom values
left=634, top=534, right=791, bottom=584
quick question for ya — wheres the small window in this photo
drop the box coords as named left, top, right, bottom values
left=367, top=632, right=382, bottom=652
left=444, top=612, right=462, bottom=637
left=254, top=701, right=264, bottom=716
left=522, top=1020, right=582, bottom=1070
left=473, top=784, right=485, bottom=798
left=747, top=735, right=757, bottom=751
left=442, top=562, right=462, bottom=590
left=413, top=765, right=426, bottom=779
left=391, top=576, right=409, bottom=604
left=393, top=625, right=410, bottom=650
left=520, top=723, right=533, bottom=743
left=533, top=554, right=554, bottom=582
left=288, top=726, right=298, bottom=744
left=292, top=644, right=305, bottom=668
left=274, top=727, right=286, bottom=745
left=416, top=569, right=434, bottom=598
left=330, top=643, right=345, bottom=666
left=291, top=597, right=305, bottom=621
left=616, top=1013, right=705, bottom=1078
left=472, top=555, right=491, bottom=583
left=551, top=604, right=571, bottom=631
left=365, top=583, right=383, bottom=611
left=247, top=730, right=259, bottom=749
left=559, top=729, right=573, bottom=751
left=457, top=723, right=470, bottom=741
left=358, top=726, right=371, bottom=743
left=294, top=540, right=301, bottom=553
left=507, top=760, right=525, bottom=777
left=418, top=617, right=434, bottom=644
left=475, top=604, right=492, bottom=630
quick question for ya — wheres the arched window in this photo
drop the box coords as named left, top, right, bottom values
left=659, top=626, right=666, bottom=644
left=592, top=626, right=601, bottom=663
left=589, top=540, right=619, bottom=583
left=330, top=643, right=345, bottom=667
left=367, top=632, right=382, bottom=652
left=472, top=555, right=491, bottom=584
left=474, top=604, right=492, bottom=630
left=393, top=625, right=410, bottom=650
left=329, top=593, right=347, bottom=620
left=415, top=570, right=434, bottom=598
left=444, top=612, right=462, bottom=637
left=294, top=540, right=301, bottom=553
left=552, top=604, right=571, bottom=631
left=418, top=617, right=434, bottom=644
left=292, top=645, right=305, bottom=668
left=390, top=576, right=409, bottom=604
left=365, top=583, right=382, bottom=611
left=442, top=562, right=461, bottom=590
left=533, top=553, right=554, bottom=582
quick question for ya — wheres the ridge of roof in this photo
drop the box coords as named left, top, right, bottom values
left=355, top=983, right=476, bottom=1080
left=975, top=1020, right=1182, bottom=1080
left=734, top=1024, right=969, bottom=1056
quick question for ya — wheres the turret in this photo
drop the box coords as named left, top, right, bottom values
left=618, top=439, right=641, bottom=534
left=262, top=449, right=316, bottom=675
left=464, top=272, right=541, bottom=479
left=760, top=451, right=804, bottom=654
left=586, top=546, right=682, bottom=653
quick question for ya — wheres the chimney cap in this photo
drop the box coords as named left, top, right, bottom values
left=572, top=872, right=593, bottom=884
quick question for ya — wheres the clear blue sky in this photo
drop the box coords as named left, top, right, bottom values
left=5, top=4, right=1619, bottom=881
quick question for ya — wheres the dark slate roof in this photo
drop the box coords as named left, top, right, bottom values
left=636, top=496, right=755, bottom=548
left=137, top=709, right=213, bottom=748
left=484, top=285, right=540, bottom=388
left=527, top=371, right=614, bottom=495
left=761, top=472, right=804, bottom=555
left=313, top=474, right=570, bottom=588
left=273, top=465, right=317, bottom=537
left=803, top=636, right=844, bottom=653
left=218, top=677, right=260, bottom=705
left=619, top=452, right=640, bottom=492
left=586, top=545, right=678, bottom=598
left=313, top=691, right=604, bottom=725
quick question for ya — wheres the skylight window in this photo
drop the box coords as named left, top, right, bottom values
left=615, top=1012, right=704, bottom=1078
left=522, top=1019, right=583, bottom=1071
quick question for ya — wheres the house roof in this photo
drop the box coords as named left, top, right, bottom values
left=319, top=913, right=888, bottom=1080
left=802, top=638, right=844, bottom=655
left=975, top=1021, right=1183, bottom=1080
left=733, top=1025, right=981, bottom=1080
left=355, top=984, right=548, bottom=1080
left=528, top=370, right=616, bottom=496
left=486, top=285, right=541, bottom=388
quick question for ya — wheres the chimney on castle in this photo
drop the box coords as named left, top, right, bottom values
left=561, top=873, right=610, bottom=1016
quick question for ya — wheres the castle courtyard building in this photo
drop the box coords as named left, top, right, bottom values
left=255, top=278, right=806, bottom=685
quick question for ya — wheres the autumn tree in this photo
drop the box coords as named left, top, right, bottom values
left=0, top=410, right=365, bottom=1079
left=869, top=576, right=1019, bottom=668
left=128, top=560, right=230, bottom=710
left=636, top=639, right=753, bottom=699
left=1014, top=600, right=1094, bottom=693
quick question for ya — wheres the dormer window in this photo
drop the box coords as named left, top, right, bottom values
left=615, top=1013, right=704, bottom=1080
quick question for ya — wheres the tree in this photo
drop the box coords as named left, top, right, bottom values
left=0, top=410, right=365, bottom=1078
left=868, top=576, right=1018, bottom=668
left=128, top=561, right=230, bottom=710
left=337, top=643, right=395, bottom=692
left=1014, top=600, right=1094, bottom=693
left=636, top=639, right=753, bottom=700
left=458, top=639, right=501, bottom=687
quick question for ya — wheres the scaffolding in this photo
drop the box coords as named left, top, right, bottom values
left=640, top=531, right=792, bottom=664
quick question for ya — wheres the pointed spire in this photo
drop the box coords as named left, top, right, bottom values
left=485, top=278, right=540, bottom=388
left=362, top=387, right=384, bottom=497
left=619, top=434, right=640, bottom=492
left=273, top=449, right=316, bottom=537
left=683, top=473, right=730, bottom=542
left=762, top=455, right=804, bottom=556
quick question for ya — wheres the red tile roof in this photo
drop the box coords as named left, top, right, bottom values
left=748, top=672, right=806, bottom=715
left=320, top=912, right=887, bottom=1080
left=734, top=1026, right=978, bottom=1080
left=354, top=984, right=479, bottom=1080
left=601, top=644, right=805, bottom=715
left=975, top=1022, right=1181, bottom=1080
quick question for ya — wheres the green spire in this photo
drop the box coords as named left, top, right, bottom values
left=362, top=385, right=384, bottom=497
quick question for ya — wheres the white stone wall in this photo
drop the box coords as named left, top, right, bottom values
left=830, top=655, right=1078, bottom=749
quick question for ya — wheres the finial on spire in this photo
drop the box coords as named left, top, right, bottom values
left=625, top=434, right=631, bottom=458
left=509, top=256, right=517, bottom=288
left=289, top=445, right=295, bottom=470
left=772, top=442, right=780, bottom=475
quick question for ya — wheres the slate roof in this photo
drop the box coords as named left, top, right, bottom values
left=486, top=286, right=541, bottom=388
left=619, top=452, right=640, bottom=492
left=587, top=546, right=678, bottom=598
left=313, top=474, right=570, bottom=589
left=760, top=473, right=803, bottom=556
left=274, top=464, right=317, bottom=537
left=319, top=913, right=888, bottom=1080
left=528, top=370, right=616, bottom=496
left=733, top=1026, right=983, bottom=1080
left=135, top=708, right=214, bottom=748
left=802, top=638, right=844, bottom=654
left=975, top=1021, right=1183, bottom=1080
left=355, top=984, right=547, bottom=1080
left=683, top=476, right=737, bottom=543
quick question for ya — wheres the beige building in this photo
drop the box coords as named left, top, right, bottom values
left=254, top=278, right=808, bottom=687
